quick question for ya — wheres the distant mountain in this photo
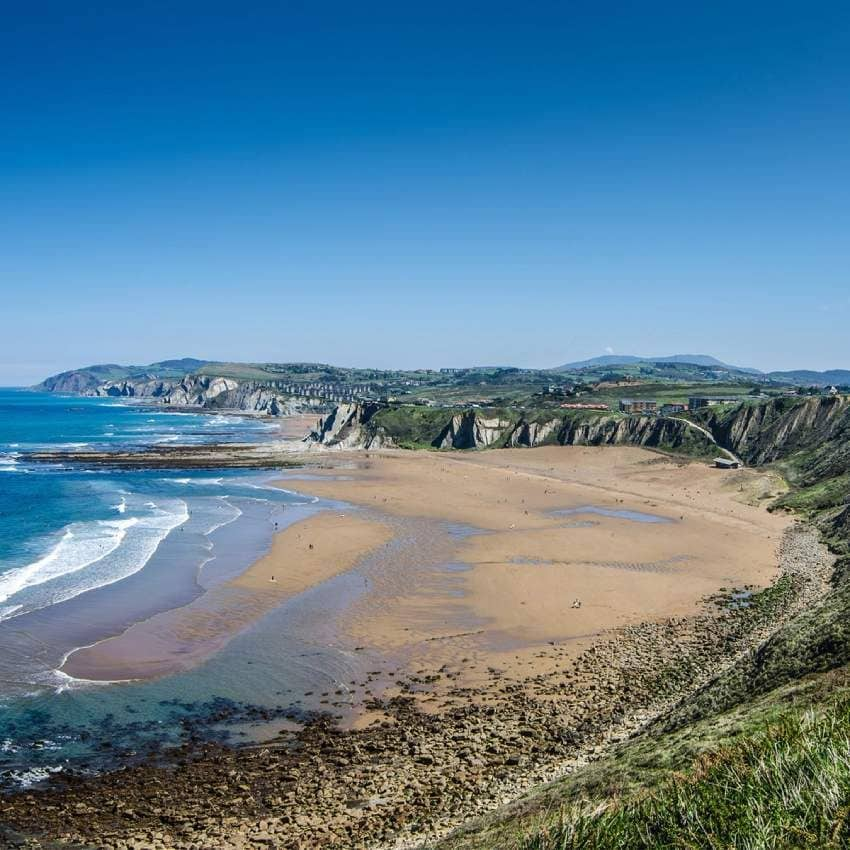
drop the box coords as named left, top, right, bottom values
left=766, top=369, right=850, bottom=386
left=148, top=358, right=210, bottom=372
left=556, top=354, right=762, bottom=374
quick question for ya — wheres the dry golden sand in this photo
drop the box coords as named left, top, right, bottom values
left=230, top=510, right=391, bottom=592
left=281, top=447, right=790, bottom=709
left=61, top=512, right=391, bottom=681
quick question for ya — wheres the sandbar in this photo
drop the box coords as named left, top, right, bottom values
left=62, top=512, right=392, bottom=681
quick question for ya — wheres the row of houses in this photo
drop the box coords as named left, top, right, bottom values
left=560, top=402, right=610, bottom=411
left=266, top=381, right=376, bottom=402
left=618, top=396, right=740, bottom=416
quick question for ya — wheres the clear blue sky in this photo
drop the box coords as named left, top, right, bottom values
left=2, top=1, right=849, bottom=384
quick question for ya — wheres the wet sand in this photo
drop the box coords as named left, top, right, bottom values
left=62, top=512, right=392, bottom=680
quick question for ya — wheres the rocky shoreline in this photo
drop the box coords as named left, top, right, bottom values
left=0, top=525, right=833, bottom=850
left=22, top=443, right=309, bottom=469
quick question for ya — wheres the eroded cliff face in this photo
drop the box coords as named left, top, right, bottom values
left=698, top=396, right=850, bottom=467
left=161, top=376, right=239, bottom=405
left=306, top=403, right=718, bottom=455
left=508, top=419, right=559, bottom=447
left=82, top=375, right=327, bottom=417
left=557, top=413, right=711, bottom=451
left=308, top=403, right=394, bottom=449
left=88, top=379, right=171, bottom=398
left=434, top=412, right=513, bottom=449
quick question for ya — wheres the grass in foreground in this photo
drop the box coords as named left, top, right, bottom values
left=433, top=670, right=850, bottom=850
left=521, top=693, right=850, bottom=850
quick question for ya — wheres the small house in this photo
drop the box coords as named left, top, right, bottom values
left=660, top=402, right=688, bottom=416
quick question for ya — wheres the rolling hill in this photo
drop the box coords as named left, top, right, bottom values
left=557, top=353, right=762, bottom=374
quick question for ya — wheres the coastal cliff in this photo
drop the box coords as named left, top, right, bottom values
left=696, top=395, right=850, bottom=467
left=159, top=376, right=327, bottom=416
left=307, top=396, right=850, bottom=469
left=306, top=402, right=719, bottom=455
left=433, top=411, right=514, bottom=449
left=43, top=373, right=329, bottom=417
left=308, top=402, right=395, bottom=449
left=36, top=358, right=210, bottom=394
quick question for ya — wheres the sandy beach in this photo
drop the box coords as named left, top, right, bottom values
left=65, top=445, right=788, bottom=699
left=274, top=447, right=790, bottom=704
left=273, top=412, right=320, bottom=440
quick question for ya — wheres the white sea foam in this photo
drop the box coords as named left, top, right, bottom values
left=50, top=655, right=130, bottom=691
left=6, top=765, right=63, bottom=788
left=259, top=484, right=320, bottom=503
left=0, top=501, right=189, bottom=619
left=114, top=497, right=127, bottom=514
left=161, top=476, right=223, bottom=486
left=0, top=520, right=138, bottom=605
left=205, top=498, right=243, bottom=535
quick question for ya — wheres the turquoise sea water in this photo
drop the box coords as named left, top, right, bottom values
left=0, top=389, right=287, bottom=623
left=0, top=389, right=355, bottom=788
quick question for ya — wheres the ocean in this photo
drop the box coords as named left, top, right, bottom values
left=0, top=389, right=361, bottom=789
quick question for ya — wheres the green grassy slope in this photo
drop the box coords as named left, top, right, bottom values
left=522, top=681, right=850, bottom=850
left=434, top=669, right=850, bottom=850
left=368, top=405, right=466, bottom=449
